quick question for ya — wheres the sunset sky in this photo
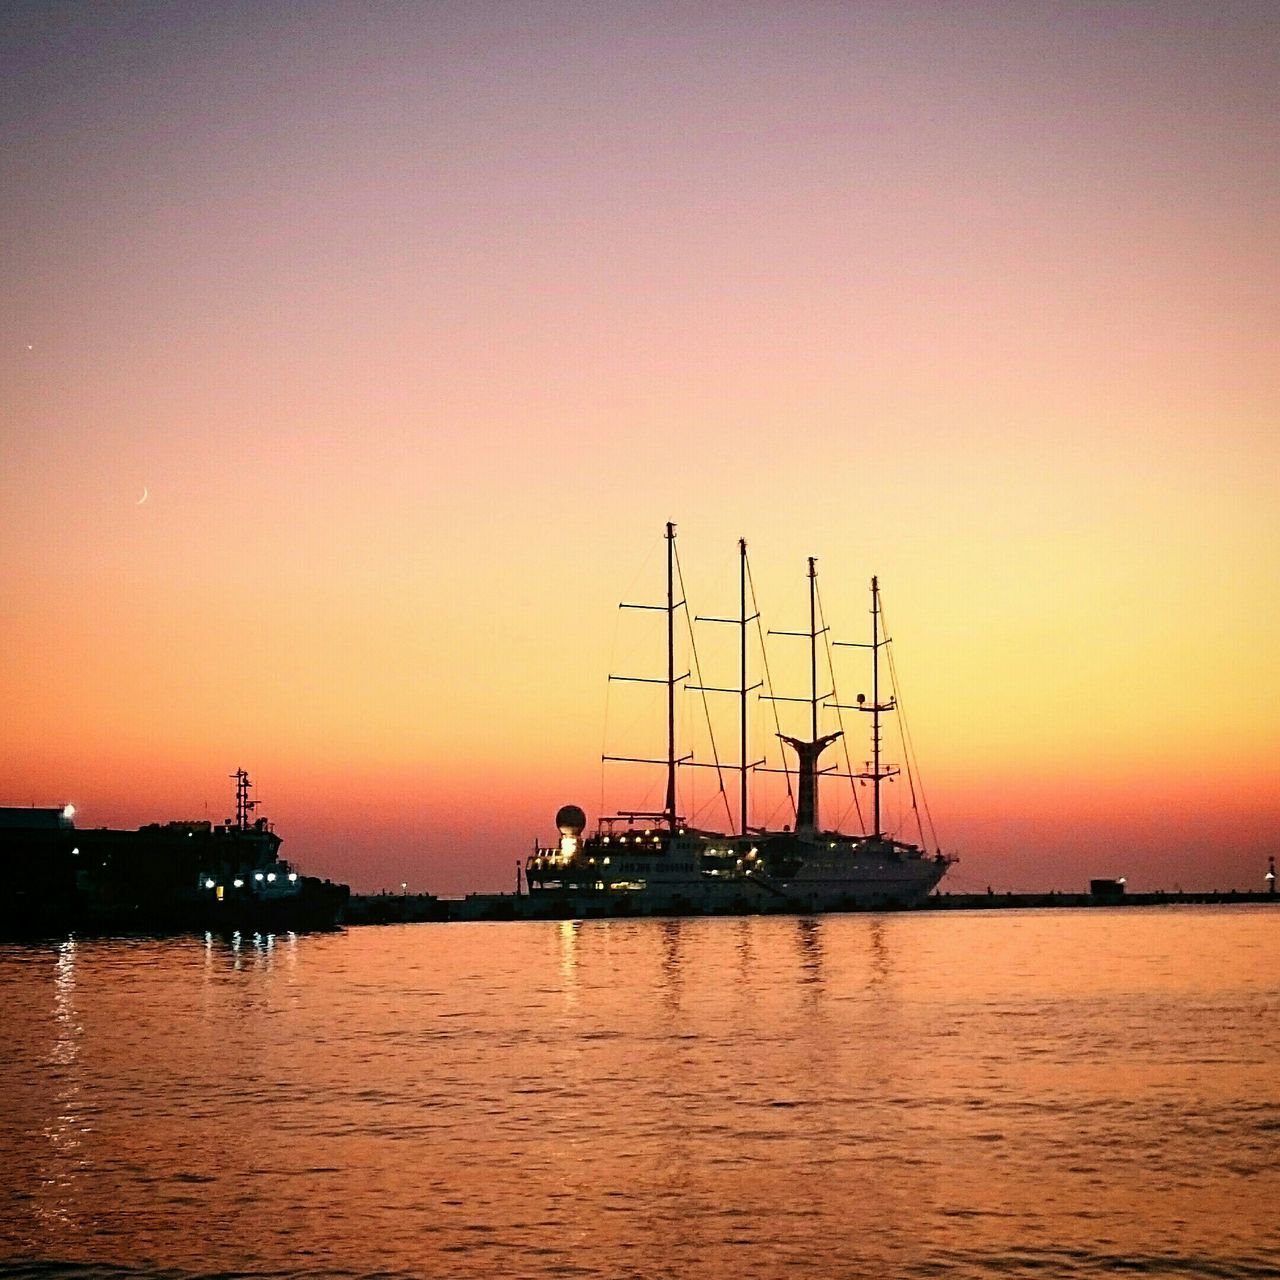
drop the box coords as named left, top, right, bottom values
left=3, top=1, right=1276, bottom=894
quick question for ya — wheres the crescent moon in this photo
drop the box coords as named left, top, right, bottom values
left=136, top=487, right=148, bottom=505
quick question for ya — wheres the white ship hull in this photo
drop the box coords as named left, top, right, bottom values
left=523, top=831, right=949, bottom=915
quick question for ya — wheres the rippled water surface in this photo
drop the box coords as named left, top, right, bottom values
left=2, top=907, right=1277, bottom=1279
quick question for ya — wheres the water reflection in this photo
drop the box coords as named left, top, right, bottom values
left=202, top=928, right=295, bottom=973
left=556, top=919, right=580, bottom=1010
left=794, top=917, right=824, bottom=986
left=867, top=917, right=891, bottom=990
left=36, top=939, right=85, bottom=1241
left=657, top=918, right=683, bottom=1015
left=792, top=916, right=828, bottom=1031
left=52, top=939, right=77, bottom=1063
left=2, top=911, right=1276, bottom=1278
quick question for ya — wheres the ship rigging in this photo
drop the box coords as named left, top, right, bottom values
left=524, top=526, right=954, bottom=913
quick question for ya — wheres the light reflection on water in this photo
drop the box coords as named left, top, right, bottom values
left=34, top=939, right=84, bottom=1239
left=0, top=907, right=1277, bottom=1279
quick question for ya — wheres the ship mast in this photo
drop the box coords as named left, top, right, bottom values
left=607, top=522, right=690, bottom=831
left=691, top=537, right=763, bottom=835
left=739, top=539, right=749, bottom=833
left=807, top=558, right=819, bottom=739
left=664, top=521, right=677, bottom=828
left=834, top=576, right=899, bottom=839
left=766, top=557, right=840, bottom=833
left=871, top=575, right=884, bottom=836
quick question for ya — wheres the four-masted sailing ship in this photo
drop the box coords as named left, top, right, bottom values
left=523, top=524, right=955, bottom=914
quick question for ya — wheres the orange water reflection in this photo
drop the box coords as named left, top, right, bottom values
left=1, top=907, right=1277, bottom=1276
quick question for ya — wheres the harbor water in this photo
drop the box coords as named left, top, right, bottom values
left=1, top=906, right=1277, bottom=1279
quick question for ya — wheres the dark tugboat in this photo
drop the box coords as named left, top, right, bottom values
left=0, top=770, right=348, bottom=936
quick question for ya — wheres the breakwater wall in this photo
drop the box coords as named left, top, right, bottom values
left=343, top=888, right=1279, bottom=926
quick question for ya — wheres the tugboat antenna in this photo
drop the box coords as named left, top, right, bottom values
left=231, top=767, right=257, bottom=831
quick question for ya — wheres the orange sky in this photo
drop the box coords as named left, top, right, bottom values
left=2, top=3, right=1277, bottom=893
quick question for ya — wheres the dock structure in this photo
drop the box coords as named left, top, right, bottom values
left=341, top=887, right=1280, bottom=926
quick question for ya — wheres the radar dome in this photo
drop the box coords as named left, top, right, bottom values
left=556, top=804, right=587, bottom=836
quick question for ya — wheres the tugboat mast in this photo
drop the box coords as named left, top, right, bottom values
left=231, top=768, right=256, bottom=830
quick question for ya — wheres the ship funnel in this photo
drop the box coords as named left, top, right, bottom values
left=778, top=733, right=841, bottom=833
